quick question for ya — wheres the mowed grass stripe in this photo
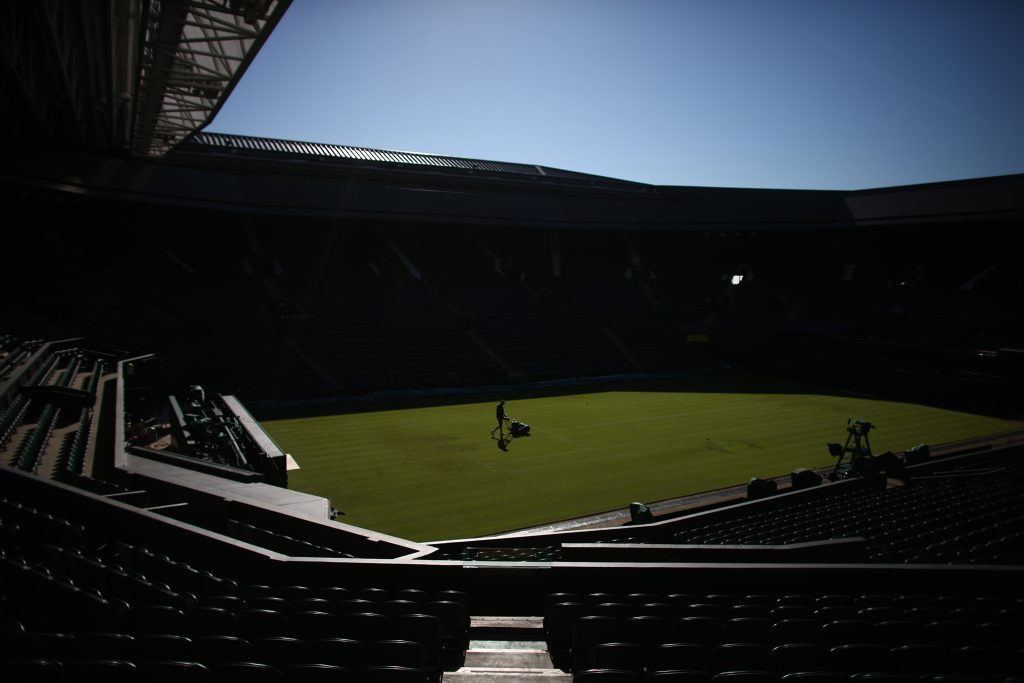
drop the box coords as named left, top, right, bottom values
left=266, top=384, right=1017, bottom=541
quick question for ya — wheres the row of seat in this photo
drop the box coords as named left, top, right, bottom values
left=2, top=627, right=444, bottom=672
left=666, top=451, right=1024, bottom=565
left=124, top=604, right=459, bottom=651
left=545, top=595, right=1022, bottom=620
left=11, top=403, right=59, bottom=472
left=59, top=358, right=104, bottom=476
left=225, top=519, right=356, bottom=559
left=571, top=640, right=1024, bottom=676
left=546, top=592, right=1023, bottom=611
left=573, top=668, right=1021, bottom=683
left=557, top=615, right=1021, bottom=667
left=54, top=542, right=238, bottom=602
left=212, top=585, right=470, bottom=608
left=4, top=557, right=465, bottom=666
left=0, top=498, right=87, bottom=551
left=1, top=658, right=431, bottom=683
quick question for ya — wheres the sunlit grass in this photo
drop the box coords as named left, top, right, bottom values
left=264, top=376, right=1017, bottom=542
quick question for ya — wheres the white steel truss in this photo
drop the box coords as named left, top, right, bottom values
left=133, top=0, right=288, bottom=156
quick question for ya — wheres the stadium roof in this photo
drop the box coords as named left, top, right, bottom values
left=185, top=131, right=643, bottom=186
left=0, top=0, right=289, bottom=157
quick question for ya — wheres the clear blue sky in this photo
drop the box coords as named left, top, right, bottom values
left=209, top=0, right=1024, bottom=190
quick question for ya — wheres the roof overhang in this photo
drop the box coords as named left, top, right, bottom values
left=0, top=0, right=289, bottom=157
left=133, top=0, right=290, bottom=156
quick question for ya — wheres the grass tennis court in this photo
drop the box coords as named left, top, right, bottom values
left=263, top=374, right=1018, bottom=542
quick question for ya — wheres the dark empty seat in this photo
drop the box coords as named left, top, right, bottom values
left=288, top=611, right=340, bottom=641
left=252, top=636, right=312, bottom=668
left=547, top=593, right=583, bottom=610
left=595, top=602, right=632, bottom=619
left=640, top=602, right=683, bottom=620
left=919, top=620, right=971, bottom=646
left=63, top=659, right=137, bottom=683
left=648, top=643, right=709, bottom=673
left=393, top=589, right=430, bottom=603
left=187, top=606, right=238, bottom=636
left=772, top=607, right=816, bottom=622
left=687, top=604, right=728, bottom=620
left=367, top=639, right=428, bottom=669
left=728, top=606, right=772, bottom=620
left=291, top=598, right=334, bottom=615
left=310, top=638, right=366, bottom=668
left=828, top=643, right=891, bottom=674
left=574, top=669, right=645, bottom=683
left=645, top=671, right=712, bottom=683
left=191, top=634, right=254, bottom=663
left=209, top=661, right=284, bottom=682
left=0, top=619, right=25, bottom=637
left=724, top=619, right=773, bottom=644
left=815, top=607, right=858, bottom=622
left=383, top=600, right=420, bottom=617
left=284, top=662, right=352, bottom=682
left=857, top=607, right=903, bottom=624
left=201, top=595, right=246, bottom=611
left=871, top=620, right=923, bottom=646
left=133, top=633, right=193, bottom=661
left=136, top=660, right=212, bottom=682
left=314, top=587, right=351, bottom=602
left=673, top=617, right=724, bottom=646
left=360, top=665, right=429, bottom=683
left=432, top=590, right=469, bottom=607
left=132, top=605, right=187, bottom=635
left=971, top=620, right=1024, bottom=647
left=238, top=609, right=289, bottom=639
left=354, top=588, right=391, bottom=602
left=821, top=620, right=871, bottom=646
left=280, top=586, right=312, bottom=600
left=422, top=600, right=469, bottom=647
left=0, top=659, right=63, bottom=683
left=771, top=619, right=824, bottom=645
left=392, top=613, right=442, bottom=658
left=770, top=644, right=830, bottom=673
left=779, top=674, right=847, bottom=683
left=546, top=602, right=589, bottom=654
left=667, top=594, right=701, bottom=607
left=338, top=612, right=389, bottom=643
left=946, top=645, right=1021, bottom=675
left=621, top=615, right=671, bottom=647
left=573, top=616, right=622, bottom=671
left=711, top=672, right=779, bottom=682
left=74, top=632, right=134, bottom=660
left=249, top=596, right=291, bottom=613
left=590, top=643, right=646, bottom=672
left=240, top=585, right=274, bottom=599
left=625, top=593, right=659, bottom=606
left=710, top=644, right=771, bottom=674
left=889, top=644, right=946, bottom=675
left=18, top=632, right=76, bottom=660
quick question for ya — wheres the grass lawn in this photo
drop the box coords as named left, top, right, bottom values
left=263, top=375, right=1018, bottom=542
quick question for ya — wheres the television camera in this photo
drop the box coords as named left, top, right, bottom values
left=827, top=418, right=875, bottom=480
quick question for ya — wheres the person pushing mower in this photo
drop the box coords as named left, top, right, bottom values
left=491, top=400, right=509, bottom=439
left=491, top=399, right=531, bottom=441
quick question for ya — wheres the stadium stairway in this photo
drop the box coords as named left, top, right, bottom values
left=447, top=616, right=571, bottom=683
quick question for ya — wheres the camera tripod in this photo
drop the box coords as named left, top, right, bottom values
left=827, top=418, right=874, bottom=480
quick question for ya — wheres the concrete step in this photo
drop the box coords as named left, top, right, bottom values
left=470, top=616, right=545, bottom=641
left=448, top=619, right=567, bottom=683
left=465, top=648, right=553, bottom=669
left=444, top=668, right=571, bottom=683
